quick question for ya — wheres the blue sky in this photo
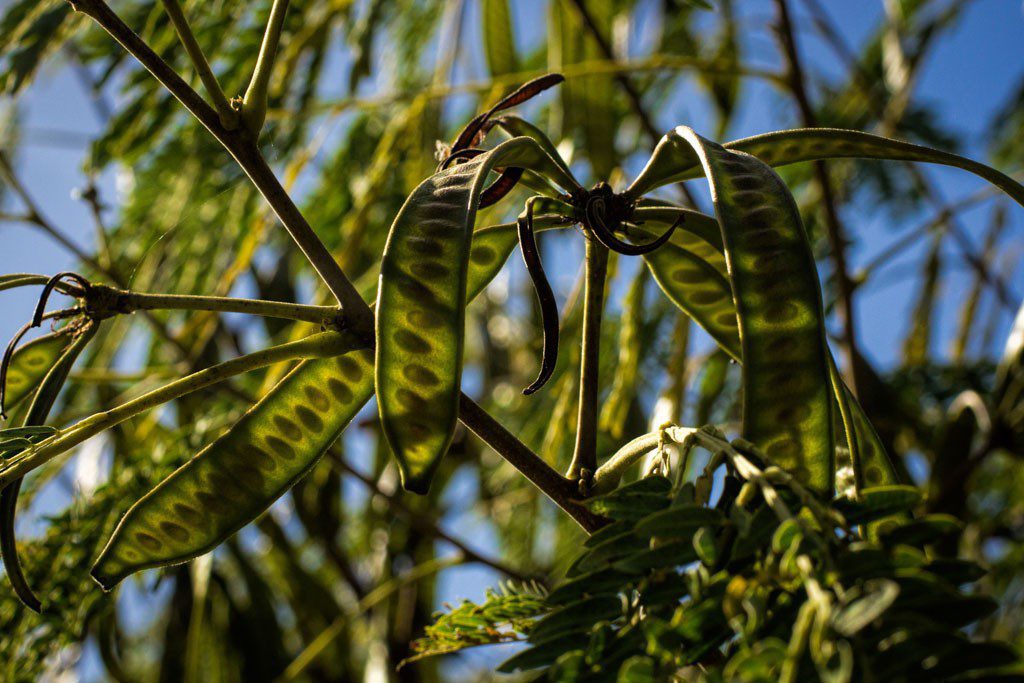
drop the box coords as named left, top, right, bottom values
left=1, top=0, right=1023, bottom=678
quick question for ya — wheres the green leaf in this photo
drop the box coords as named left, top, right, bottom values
left=481, top=0, right=517, bottom=77
left=529, top=595, right=621, bottom=643
left=833, top=485, right=921, bottom=525
left=633, top=504, right=724, bottom=539
left=618, top=656, right=657, bottom=682
left=832, top=579, right=900, bottom=636
left=693, top=526, right=717, bottom=567
left=498, top=632, right=589, bottom=673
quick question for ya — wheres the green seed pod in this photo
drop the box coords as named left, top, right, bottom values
left=666, top=128, right=835, bottom=492
left=627, top=127, right=1024, bottom=208
left=2, top=331, right=73, bottom=414
left=91, top=349, right=374, bottom=590
left=376, top=136, right=580, bottom=493
left=3, top=321, right=97, bottom=611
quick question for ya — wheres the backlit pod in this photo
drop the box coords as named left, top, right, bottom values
left=2, top=331, right=73, bottom=413
left=92, top=344, right=373, bottom=590
left=375, top=136, right=580, bottom=493
left=626, top=127, right=1024, bottom=205
left=668, top=128, right=836, bottom=493
left=3, top=321, right=97, bottom=611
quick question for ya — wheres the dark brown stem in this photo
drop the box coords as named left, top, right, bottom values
left=65, top=0, right=372, bottom=340
left=459, top=395, right=607, bottom=532
left=773, top=0, right=865, bottom=398
left=567, top=237, right=609, bottom=483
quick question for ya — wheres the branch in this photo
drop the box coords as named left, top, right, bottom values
left=92, top=285, right=343, bottom=326
left=773, top=0, right=865, bottom=398
left=459, top=394, right=606, bottom=532
left=158, top=0, right=238, bottom=129
left=65, top=0, right=372, bottom=334
left=0, top=331, right=360, bottom=488
left=240, top=0, right=290, bottom=135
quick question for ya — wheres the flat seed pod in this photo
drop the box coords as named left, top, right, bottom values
left=2, top=331, right=72, bottom=413
left=3, top=321, right=96, bottom=612
left=91, top=348, right=374, bottom=590
left=642, top=222, right=897, bottom=490
left=376, top=137, right=580, bottom=493
left=667, top=128, right=834, bottom=492
left=626, top=127, right=1024, bottom=208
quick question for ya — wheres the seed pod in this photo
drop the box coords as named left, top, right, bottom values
left=626, top=127, right=1024, bottom=208
left=2, top=320, right=97, bottom=611
left=376, top=137, right=580, bottom=493
left=91, top=349, right=374, bottom=590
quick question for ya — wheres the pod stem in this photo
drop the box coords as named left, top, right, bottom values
left=241, top=0, right=290, bottom=136
left=158, top=0, right=237, bottom=130
left=567, top=236, right=609, bottom=484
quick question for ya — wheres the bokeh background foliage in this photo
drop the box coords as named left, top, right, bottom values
left=0, top=0, right=1023, bottom=680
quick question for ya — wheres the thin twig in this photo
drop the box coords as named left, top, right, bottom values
left=158, top=0, right=238, bottom=129
left=96, top=286, right=343, bottom=326
left=773, top=0, right=864, bottom=398
left=240, top=0, right=290, bottom=135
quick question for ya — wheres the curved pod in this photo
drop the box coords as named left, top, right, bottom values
left=375, top=136, right=580, bottom=493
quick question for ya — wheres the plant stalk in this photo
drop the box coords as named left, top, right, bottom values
left=241, top=0, right=290, bottom=136
left=158, top=0, right=237, bottom=129
left=95, top=285, right=342, bottom=326
left=567, top=237, right=609, bottom=483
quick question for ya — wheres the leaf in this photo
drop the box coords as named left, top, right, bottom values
left=375, top=136, right=579, bottom=493
left=481, top=0, right=517, bottom=77
left=832, top=579, right=900, bottom=635
left=618, top=656, right=657, bottom=682
left=498, top=631, right=589, bottom=673
left=529, top=595, right=621, bottom=643
left=633, top=504, right=724, bottom=539
left=833, top=485, right=921, bottom=525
